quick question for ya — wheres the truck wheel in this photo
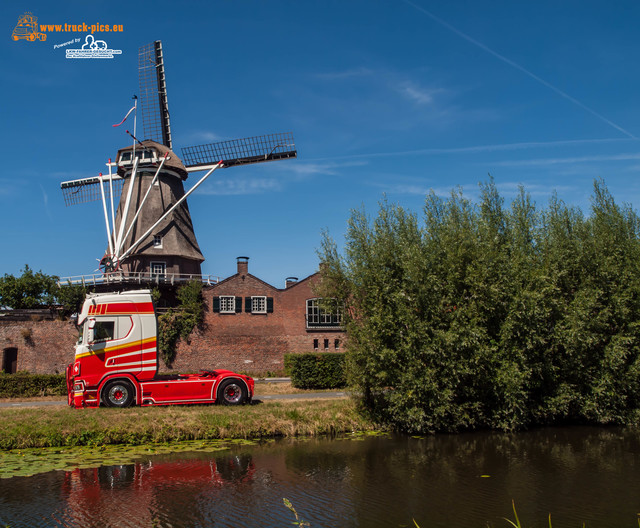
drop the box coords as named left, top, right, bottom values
left=101, top=379, right=135, bottom=408
left=217, top=379, right=247, bottom=405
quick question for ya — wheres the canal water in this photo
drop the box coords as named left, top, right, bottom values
left=1, top=427, right=640, bottom=527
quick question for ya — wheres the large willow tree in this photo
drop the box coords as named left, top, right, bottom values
left=319, top=179, right=640, bottom=432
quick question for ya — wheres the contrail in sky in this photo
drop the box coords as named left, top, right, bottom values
left=402, top=0, right=638, bottom=140
left=309, top=137, right=634, bottom=162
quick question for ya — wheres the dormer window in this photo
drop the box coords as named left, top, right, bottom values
left=153, top=235, right=163, bottom=248
left=118, top=149, right=158, bottom=165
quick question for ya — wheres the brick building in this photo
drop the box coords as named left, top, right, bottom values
left=0, top=257, right=345, bottom=375
left=171, top=257, right=345, bottom=373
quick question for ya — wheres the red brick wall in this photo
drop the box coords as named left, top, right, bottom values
left=0, top=262, right=345, bottom=376
left=0, top=318, right=77, bottom=374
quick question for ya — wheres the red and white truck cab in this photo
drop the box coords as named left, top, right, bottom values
left=66, top=289, right=254, bottom=408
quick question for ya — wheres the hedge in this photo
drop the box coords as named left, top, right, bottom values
left=0, top=373, right=67, bottom=398
left=285, top=353, right=346, bottom=390
left=318, top=179, right=640, bottom=433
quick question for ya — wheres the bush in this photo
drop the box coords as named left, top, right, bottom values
left=318, top=179, right=640, bottom=433
left=0, top=373, right=66, bottom=398
left=285, top=353, right=346, bottom=389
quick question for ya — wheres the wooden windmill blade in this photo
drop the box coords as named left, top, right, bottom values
left=181, top=132, right=297, bottom=170
left=60, top=173, right=123, bottom=206
left=138, top=40, right=172, bottom=149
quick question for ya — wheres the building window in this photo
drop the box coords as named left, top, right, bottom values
left=324, top=339, right=329, bottom=350
left=243, top=296, right=274, bottom=314
left=306, top=298, right=343, bottom=329
left=251, top=296, right=267, bottom=314
left=153, top=235, right=163, bottom=248
left=219, top=296, right=236, bottom=313
left=313, top=339, right=319, bottom=350
left=213, top=296, right=242, bottom=313
left=335, top=339, right=340, bottom=350
left=150, top=261, right=166, bottom=278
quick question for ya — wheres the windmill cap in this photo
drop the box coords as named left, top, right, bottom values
left=116, top=140, right=188, bottom=180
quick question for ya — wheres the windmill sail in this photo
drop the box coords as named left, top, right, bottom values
left=181, top=132, right=297, bottom=169
left=139, top=41, right=172, bottom=149
left=60, top=174, right=123, bottom=206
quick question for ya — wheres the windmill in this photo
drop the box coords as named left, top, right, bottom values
left=60, top=41, right=296, bottom=281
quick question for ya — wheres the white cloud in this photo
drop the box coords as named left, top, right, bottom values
left=396, top=81, right=439, bottom=105
left=181, top=131, right=224, bottom=145
left=314, top=67, right=373, bottom=80
left=275, top=159, right=368, bottom=179
left=369, top=178, right=576, bottom=200
left=494, top=153, right=640, bottom=167
left=196, top=159, right=368, bottom=195
left=309, top=138, right=631, bottom=163
left=402, top=0, right=637, bottom=139
left=40, top=184, right=52, bottom=220
left=199, top=178, right=282, bottom=196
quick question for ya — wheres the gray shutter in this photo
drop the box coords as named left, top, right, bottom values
left=245, top=297, right=251, bottom=312
left=212, top=297, right=220, bottom=312
left=267, top=297, right=274, bottom=313
left=235, top=296, right=242, bottom=313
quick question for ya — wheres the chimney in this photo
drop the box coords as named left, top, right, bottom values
left=285, top=276, right=298, bottom=288
left=237, top=256, right=249, bottom=275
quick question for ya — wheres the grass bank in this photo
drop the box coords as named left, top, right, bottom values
left=0, top=398, right=379, bottom=449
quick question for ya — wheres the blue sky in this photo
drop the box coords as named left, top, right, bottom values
left=2, top=1, right=640, bottom=286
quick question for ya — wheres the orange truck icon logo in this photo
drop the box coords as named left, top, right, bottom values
left=12, top=12, right=47, bottom=42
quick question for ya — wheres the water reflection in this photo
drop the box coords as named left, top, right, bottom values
left=1, top=428, right=640, bottom=527
left=56, top=454, right=256, bottom=527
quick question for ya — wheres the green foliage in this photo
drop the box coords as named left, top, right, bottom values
left=56, top=282, right=87, bottom=317
left=157, top=281, right=205, bottom=367
left=319, top=179, right=640, bottom=433
left=286, top=353, right=346, bottom=389
left=151, top=288, right=162, bottom=304
left=0, top=265, right=58, bottom=309
left=0, top=373, right=66, bottom=398
left=0, top=267, right=86, bottom=317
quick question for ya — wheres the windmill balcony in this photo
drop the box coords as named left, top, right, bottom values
left=58, top=271, right=221, bottom=288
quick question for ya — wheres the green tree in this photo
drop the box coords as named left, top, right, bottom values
left=0, top=265, right=58, bottom=309
left=319, top=179, right=640, bottom=433
left=56, top=282, right=87, bottom=317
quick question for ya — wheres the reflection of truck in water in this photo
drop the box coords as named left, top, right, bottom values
left=62, top=454, right=255, bottom=525
left=12, top=12, right=47, bottom=41
left=66, top=289, right=254, bottom=408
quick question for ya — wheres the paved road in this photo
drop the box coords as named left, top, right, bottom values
left=257, top=392, right=347, bottom=401
left=0, top=391, right=348, bottom=408
left=0, top=400, right=69, bottom=408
